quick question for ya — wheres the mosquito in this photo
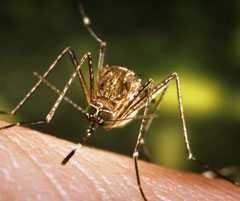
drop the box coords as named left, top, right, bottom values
left=0, top=4, right=236, bottom=201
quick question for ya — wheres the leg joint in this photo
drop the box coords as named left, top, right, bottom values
left=100, top=41, right=107, bottom=48
left=133, top=151, right=139, bottom=158
left=170, top=72, right=178, bottom=78
left=188, top=153, right=196, bottom=161
left=46, top=114, right=52, bottom=123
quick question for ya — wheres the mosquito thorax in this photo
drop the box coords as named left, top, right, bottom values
left=97, top=65, right=143, bottom=112
left=97, top=66, right=143, bottom=104
left=93, top=65, right=145, bottom=129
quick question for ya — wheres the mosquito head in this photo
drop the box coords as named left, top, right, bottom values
left=87, top=103, right=113, bottom=126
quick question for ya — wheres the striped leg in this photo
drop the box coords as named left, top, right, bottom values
left=132, top=72, right=237, bottom=201
left=0, top=52, right=91, bottom=130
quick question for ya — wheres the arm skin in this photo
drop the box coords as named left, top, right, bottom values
left=0, top=120, right=239, bottom=201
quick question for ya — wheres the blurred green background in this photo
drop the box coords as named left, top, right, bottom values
left=0, top=0, right=240, bottom=174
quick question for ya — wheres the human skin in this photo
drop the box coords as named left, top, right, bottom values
left=0, top=120, right=239, bottom=201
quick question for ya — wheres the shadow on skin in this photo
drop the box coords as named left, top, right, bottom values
left=0, top=120, right=239, bottom=201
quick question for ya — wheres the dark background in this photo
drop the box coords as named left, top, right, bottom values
left=0, top=0, right=239, bottom=175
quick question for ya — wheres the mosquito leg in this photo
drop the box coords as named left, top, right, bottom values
left=67, top=48, right=89, bottom=102
left=79, top=4, right=106, bottom=69
left=33, top=72, right=86, bottom=114
left=0, top=47, right=90, bottom=120
left=61, top=122, right=97, bottom=165
left=0, top=53, right=91, bottom=130
left=144, top=84, right=168, bottom=134
left=152, top=72, right=237, bottom=184
left=44, top=53, right=90, bottom=123
left=133, top=90, right=152, bottom=201
left=141, top=85, right=169, bottom=161
left=86, top=53, right=95, bottom=101
left=0, top=119, right=46, bottom=130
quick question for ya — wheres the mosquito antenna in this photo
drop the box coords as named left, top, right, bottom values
left=79, top=3, right=104, bottom=44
